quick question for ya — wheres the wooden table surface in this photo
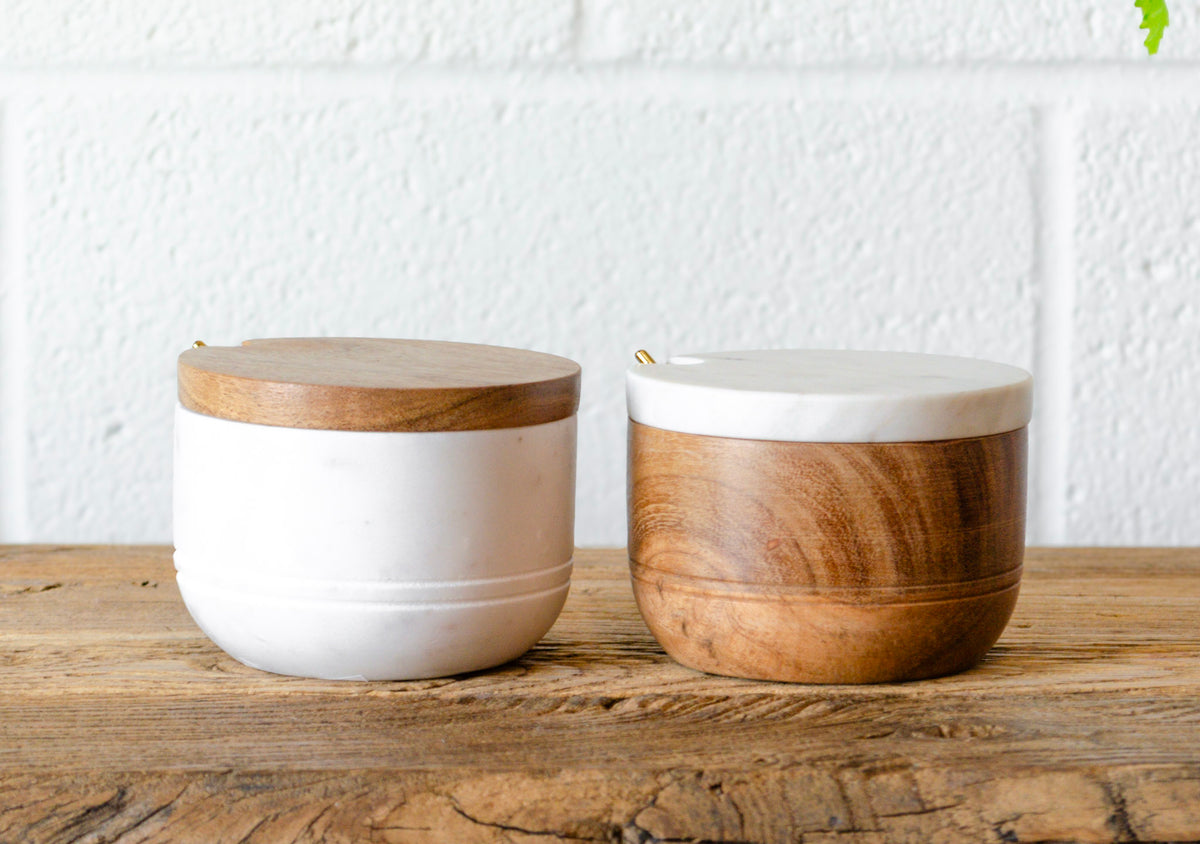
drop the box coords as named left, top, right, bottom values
left=2, top=546, right=1199, bottom=844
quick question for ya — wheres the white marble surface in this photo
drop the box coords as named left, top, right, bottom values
left=626, top=350, right=1033, bottom=443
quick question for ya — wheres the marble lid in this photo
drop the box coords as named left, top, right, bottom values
left=626, top=350, right=1033, bottom=442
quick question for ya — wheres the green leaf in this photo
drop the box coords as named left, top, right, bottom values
left=1135, top=0, right=1169, bottom=55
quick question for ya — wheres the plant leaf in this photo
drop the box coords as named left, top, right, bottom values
left=1135, top=0, right=1169, bottom=55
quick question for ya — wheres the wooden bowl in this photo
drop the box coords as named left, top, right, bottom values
left=626, top=350, right=1031, bottom=684
left=628, top=423, right=1025, bottom=683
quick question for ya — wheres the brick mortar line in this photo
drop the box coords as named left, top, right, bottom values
left=0, top=96, right=29, bottom=542
left=0, top=64, right=1198, bottom=102
left=1031, top=104, right=1077, bottom=545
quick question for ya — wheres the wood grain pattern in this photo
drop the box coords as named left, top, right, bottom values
left=178, top=338, right=581, bottom=431
left=3, top=545, right=1200, bottom=843
left=629, top=422, right=1027, bottom=683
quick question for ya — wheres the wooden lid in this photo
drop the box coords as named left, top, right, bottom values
left=626, top=349, right=1032, bottom=443
left=178, top=338, right=581, bottom=432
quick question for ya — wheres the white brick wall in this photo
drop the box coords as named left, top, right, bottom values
left=0, top=2, right=1196, bottom=545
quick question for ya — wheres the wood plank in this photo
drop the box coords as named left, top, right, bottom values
left=2, top=546, right=1200, bottom=842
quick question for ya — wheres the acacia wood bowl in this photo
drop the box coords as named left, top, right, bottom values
left=627, top=421, right=1026, bottom=684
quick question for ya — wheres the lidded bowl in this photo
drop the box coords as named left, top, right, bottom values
left=626, top=349, right=1033, bottom=684
left=174, top=337, right=580, bottom=680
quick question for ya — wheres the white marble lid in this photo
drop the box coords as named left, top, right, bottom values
left=626, top=350, right=1033, bottom=443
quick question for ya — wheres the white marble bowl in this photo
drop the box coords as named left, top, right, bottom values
left=173, top=406, right=576, bottom=680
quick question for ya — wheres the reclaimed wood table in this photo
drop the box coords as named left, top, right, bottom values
left=1, top=546, right=1199, bottom=843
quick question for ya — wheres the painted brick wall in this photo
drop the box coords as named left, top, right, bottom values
left=0, top=2, right=1196, bottom=545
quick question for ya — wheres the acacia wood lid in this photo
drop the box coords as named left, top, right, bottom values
left=179, top=338, right=581, bottom=432
left=626, top=349, right=1032, bottom=443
